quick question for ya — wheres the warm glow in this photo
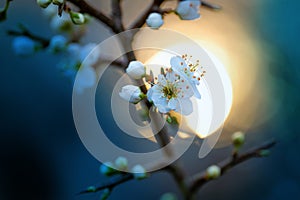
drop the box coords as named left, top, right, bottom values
left=145, top=45, right=233, bottom=138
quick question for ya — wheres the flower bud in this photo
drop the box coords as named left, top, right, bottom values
left=206, top=165, right=221, bottom=179
left=146, top=13, right=164, bottom=29
left=231, top=131, right=245, bottom=149
left=12, top=36, right=38, bottom=56
left=99, top=162, right=117, bottom=176
left=176, top=0, right=201, bottom=20
left=50, top=14, right=73, bottom=32
left=48, top=35, right=67, bottom=53
left=132, top=165, right=147, bottom=180
left=36, top=0, right=52, bottom=8
left=53, top=0, right=63, bottom=5
left=119, top=85, right=143, bottom=104
left=70, top=11, right=86, bottom=25
left=114, top=156, right=128, bottom=171
left=126, top=61, right=146, bottom=79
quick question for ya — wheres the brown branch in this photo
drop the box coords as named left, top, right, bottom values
left=189, top=139, right=276, bottom=194
left=7, top=26, right=49, bottom=47
left=201, top=1, right=222, bottom=10
left=111, top=0, right=124, bottom=32
left=67, top=0, right=115, bottom=31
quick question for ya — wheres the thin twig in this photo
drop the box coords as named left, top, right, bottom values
left=201, top=1, right=222, bottom=10
left=128, top=0, right=165, bottom=29
left=67, top=0, right=115, bottom=31
left=78, top=173, right=133, bottom=195
left=189, top=139, right=276, bottom=194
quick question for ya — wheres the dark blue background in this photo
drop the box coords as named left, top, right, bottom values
left=0, top=0, right=299, bottom=199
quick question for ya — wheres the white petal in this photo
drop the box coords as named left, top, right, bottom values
left=177, top=98, right=193, bottom=115
left=168, top=98, right=178, bottom=110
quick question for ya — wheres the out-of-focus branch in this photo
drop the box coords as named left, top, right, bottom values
left=201, top=1, right=222, bottom=10
left=0, top=0, right=13, bottom=22
left=78, top=173, right=133, bottom=195
left=189, top=139, right=276, bottom=194
left=111, top=0, right=124, bottom=32
left=7, top=25, right=49, bottom=47
left=129, top=0, right=165, bottom=29
left=67, top=0, right=115, bottom=31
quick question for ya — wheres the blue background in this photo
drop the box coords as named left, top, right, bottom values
left=0, top=0, right=299, bottom=199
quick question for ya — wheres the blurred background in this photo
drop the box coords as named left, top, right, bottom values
left=0, top=0, right=299, bottom=199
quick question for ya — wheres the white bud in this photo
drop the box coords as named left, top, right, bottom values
left=53, top=0, right=63, bottom=5
left=70, top=11, right=86, bottom=25
left=160, top=193, right=178, bottom=200
left=99, top=162, right=117, bottom=176
left=36, top=0, right=52, bottom=8
left=231, top=131, right=245, bottom=148
left=12, top=36, right=37, bottom=56
left=146, top=13, right=164, bottom=29
left=132, top=165, right=147, bottom=180
left=206, top=165, right=221, bottom=179
left=42, top=4, right=57, bottom=19
left=176, top=0, right=201, bottom=20
left=48, top=35, right=67, bottom=53
left=119, top=85, right=142, bottom=104
left=114, top=156, right=128, bottom=171
left=126, top=61, right=146, bottom=79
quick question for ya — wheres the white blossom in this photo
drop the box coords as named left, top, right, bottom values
left=74, top=65, right=96, bottom=94
left=79, top=43, right=100, bottom=67
left=176, top=0, right=201, bottom=20
left=146, top=13, right=164, bottom=29
left=170, top=56, right=201, bottom=99
left=12, top=36, right=37, bottom=56
left=99, top=162, right=116, bottom=176
left=119, top=85, right=142, bottom=104
left=147, top=71, right=194, bottom=115
left=126, top=61, right=146, bottom=79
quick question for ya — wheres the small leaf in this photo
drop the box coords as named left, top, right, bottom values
left=259, top=150, right=271, bottom=157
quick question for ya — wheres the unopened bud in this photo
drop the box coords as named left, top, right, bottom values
left=53, top=0, right=63, bottom=5
left=99, top=162, right=117, bottom=176
left=114, top=156, right=128, bottom=171
left=232, top=131, right=245, bottom=149
left=70, top=11, right=86, bottom=25
left=206, top=165, right=221, bottom=179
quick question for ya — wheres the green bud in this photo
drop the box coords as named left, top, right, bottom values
left=70, top=11, right=86, bottom=25
left=53, top=0, right=63, bottom=5
left=206, top=165, right=221, bottom=179
left=231, top=131, right=245, bottom=149
left=37, top=0, right=52, bottom=8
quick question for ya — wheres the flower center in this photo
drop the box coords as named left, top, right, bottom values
left=162, top=83, right=177, bottom=99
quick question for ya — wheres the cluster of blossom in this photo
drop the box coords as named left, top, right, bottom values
left=146, top=0, right=201, bottom=29
left=100, top=156, right=147, bottom=180
left=119, top=55, right=205, bottom=115
left=12, top=1, right=100, bottom=93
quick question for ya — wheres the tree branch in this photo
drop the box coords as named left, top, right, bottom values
left=201, top=1, right=222, bottom=10
left=128, top=0, right=165, bottom=29
left=189, top=139, right=276, bottom=194
left=67, top=0, right=115, bottom=31
left=78, top=173, right=133, bottom=195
